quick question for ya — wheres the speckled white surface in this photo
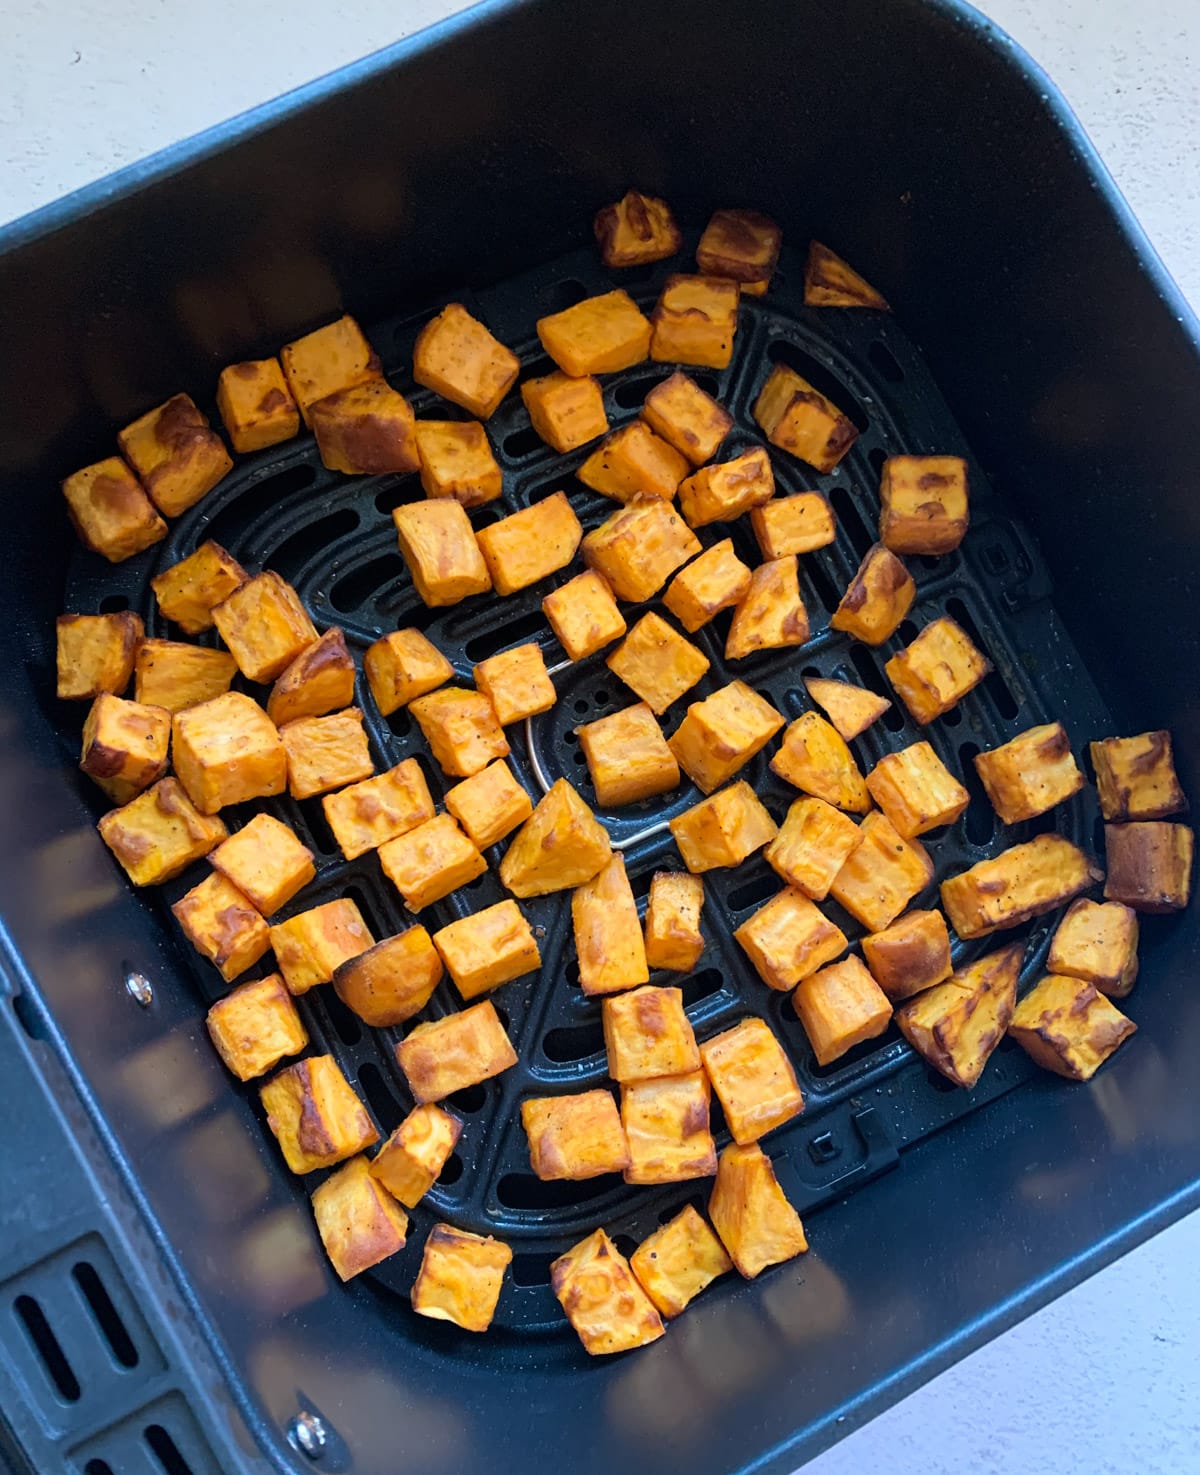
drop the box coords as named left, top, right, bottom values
left=3, top=3, right=1199, bottom=1472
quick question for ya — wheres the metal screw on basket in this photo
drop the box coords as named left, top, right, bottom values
left=287, top=1410, right=327, bottom=1460
left=123, top=970, right=153, bottom=1007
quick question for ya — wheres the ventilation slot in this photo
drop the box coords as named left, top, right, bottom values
left=830, top=487, right=876, bottom=559
left=868, top=446, right=888, bottom=481
left=464, top=608, right=548, bottom=662
left=764, top=340, right=869, bottom=431
left=374, top=480, right=427, bottom=517
left=323, top=990, right=363, bottom=1048
left=14, top=1295, right=80, bottom=1401
left=848, top=645, right=905, bottom=732
left=957, top=743, right=996, bottom=846
left=503, top=425, right=544, bottom=459
left=295, top=796, right=337, bottom=857
left=71, top=1262, right=138, bottom=1369
left=543, top=278, right=588, bottom=312
left=267, top=509, right=360, bottom=577
left=145, top=1424, right=194, bottom=1475
left=679, top=967, right=725, bottom=1008
left=85, top=1462, right=115, bottom=1475
left=448, top=1083, right=488, bottom=1114
left=945, top=597, right=1019, bottom=720
left=328, top=553, right=407, bottom=613
left=203, top=463, right=317, bottom=551
left=496, top=1173, right=621, bottom=1211
left=439, top=1152, right=464, bottom=1187
left=868, top=341, right=905, bottom=384
left=358, top=1062, right=405, bottom=1135
left=803, top=555, right=842, bottom=614
left=726, top=866, right=780, bottom=913
left=12, top=989, right=49, bottom=1041
left=512, top=1252, right=555, bottom=1286
left=612, top=370, right=673, bottom=409
left=542, top=1019, right=605, bottom=1063
left=98, top=594, right=130, bottom=613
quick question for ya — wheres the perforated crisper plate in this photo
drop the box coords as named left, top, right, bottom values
left=61, top=233, right=1114, bottom=1342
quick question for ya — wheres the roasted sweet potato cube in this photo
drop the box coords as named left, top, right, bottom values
left=97, top=778, right=227, bottom=886
left=578, top=422, right=689, bottom=504
left=582, top=495, right=702, bottom=604
left=210, top=812, right=315, bottom=916
left=641, top=371, right=732, bottom=466
left=364, top=628, right=453, bottom=715
left=433, top=900, right=541, bottom=1000
left=1008, top=974, right=1136, bottom=1082
left=306, top=375, right=412, bottom=478
left=118, top=393, right=232, bottom=516
left=895, top=943, right=1022, bottom=1089
left=752, top=366, right=857, bottom=473
left=537, top=289, right=651, bottom=377
left=573, top=853, right=650, bottom=995
left=941, top=833, right=1102, bottom=938
left=414, top=419, right=502, bottom=507
left=551, top=1228, right=665, bottom=1355
left=522, top=1090, right=630, bottom=1179
left=393, top=498, right=492, bottom=607
left=409, top=687, right=508, bottom=777
left=395, top=1001, right=517, bottom=1103
left=710, top=1142, right=808, bottom=1279
left=578, top=702, right=679, bottom=808
left=522, top=371, right=609, bottom=456
left=1048, top=898, right=1139, bottom=997
left=974, top=722, right=1085, bottom=824
left=444, top=760, right=532, bottom=850
left=1090, top=730, right=1188, bottom=821
left=270, top=897, right=374, bottom=995
left=594, top=190, right=682, bottom=267
left=333, top=926, right=443, bottom=1026
left=734, top=887, right=847, bottom=990
left=280, top=708, right=373, bottom=800
left=679, top=447, right=774, bottom=529
left=267, top=628, right=357, bottom=727
left=831, top=544, right=916, bottom=647
left=57, top=612, right=142, bottom=700
left=804, top=241, right=890, bottom=308
left=172, top=872, right=270, bottom=983
left=151, top=541, right=247, bottom=635
left=643, top=871, right=705, bottom=972
left=474, top=643, right=556, bottom=725
left=323, top=759, right=436, bottom=860
left=663, top=538, right=751, bottom=632
left=280, top=315, right=380, bottom=426
left=603, top=984, right=700, bottom=1082
left=669, top=781, right=777, bottom=872
left=212, top=571, right=317, bottom=684
left=475, top=490, right=583, bottom=596
left=792, top=956, right=892, bottom=1066
left=866, top=741, right=970, bottom=838
left=668, top=680, right=785, bottom=794
left=750, top=492, right=836, bottom=559
left=172, top=693, right=286, bottom=814
left=606, top=612, right=709, bottom=715
left=770, top=711, right=870, bottom=813
left=622, top=1072, right=717, bottom=1184
left=413, top=302, right=519, bottom=418
left=369, top=1104, right=462, bottom=1207
left=885, top=616, right=991, bottom=725
left=764, top=796, right=861, bottom=900
left=206, top=972, right=308, bottom=1081
left=312, top=1156, right=408, bottom=1281
left=878, top=455, right=969, bottom=555
left=411, top=1224, right=512, bottom=1332
left=1104, top=822, right=1193, bottom=913
left=259, top=1055, right=378, bottom=1173
left=650, top=274, right=740, bottom=369
left=829, top=811, right=934, bottom=932
left=631, top=1205, right=731, bottom=1318
left=697, top=209, right=781, bottom=289
left=62, top=456, right=166, bottom=563
left=498, top=778, right=611, bottom=896
left=378, top=813, right=487, bottom=911
left=216, top=357, right=299, bottom=453
left=861, top=908, right=953, bottom=1001
left=803, top=677, right=891, bottom=741
left=79, top=694, right=170, bottom=804
left=699, top=1016, right=805, bottom=1142
left=542, top=570, right=627, bottom=661
left=726, top=555, right=810, bottom=660
left=134, top=639, right=237, bottom=714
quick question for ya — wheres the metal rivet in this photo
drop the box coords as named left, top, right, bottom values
left=287, top=1411, right=327, bottom=1460
left=124, top=970, right=153, bottom=1007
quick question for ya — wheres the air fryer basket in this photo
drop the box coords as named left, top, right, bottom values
left=2, top=1, right=1199, bottom=1473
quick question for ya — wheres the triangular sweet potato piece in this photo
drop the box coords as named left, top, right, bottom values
left=804, top=242, right=891, bottom=310
left=725, top=556, right=809, bottom=660
left=804, top=676, right=891, bottom=740
left=895, top=941, right=1022, bottom=1088
left=498, top=778, right=611, bottom=897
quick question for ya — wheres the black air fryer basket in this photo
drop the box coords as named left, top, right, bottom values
left=1, top=2, right=1198, bottom=1473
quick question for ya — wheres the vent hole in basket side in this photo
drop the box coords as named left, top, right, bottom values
left=358, top=1062, right=405, bottom=1135
left=868, top=342, right=905, bottom=384
left=13, top=1295, right=80, bottom=1401
left=12, top=989, right=49, bottom=1041
left=944, top=598, right=1020, bottom=720
left=496, top=1172, right=622, bottom=1211
left=85, top=1462, right=115, bottom=1475
left=765, top=341, right=869, bottom=432
left=463, top=609, right=548, bottom=662
left=144, top=1423, right=194, bottom=1475
left=512, top=1251, right=555, bottom=1287
left=848, top=645, right=906, bottom=733
left=958, top=743, right=996, bottom=847
left=267, top=509, right=360, bottom=577
left=328, top=552, right=408, bottom=614
left=71, top=1263, right=139, bottom=1369
left=542, top=1019, right=605, bottom=1063
left=830, top=488, right=876, bottom=560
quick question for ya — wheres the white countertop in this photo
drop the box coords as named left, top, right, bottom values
left=4, top=3, right=1198, bottom=1472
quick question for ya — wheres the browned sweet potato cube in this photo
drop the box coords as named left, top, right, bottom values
left=594, top=190, right=682, bottom=267
left=753, top=366, right=857, bottom=473
left=522, top=1089, right=630, bottom=1180
left=97, top=778, right=227, bottom=886
left=709, top=1143, right=808, bottom=1279
left=474, top=643, right=556, bottom=725
left=974, top=722, right=1085, bottom=825
left=521, top=370, right=609, bottom=453
left=411, top=1224, right=512, bottom=1332
left=79, top=694, right=170, bottom=804
left=1008, top=974, right=1137, bottom=1082
left=578, top=702, right=679, bottom=808
left=57, top=612, right=142, bottom=700
left=578, top=422, right=690, bottom=504
left=542, top=570, right=627, bottom=662
left=750, top=492, right=836, bottom=559
left=630, top=1204, right=731, bottom=1317
left=413, top=302, right=519, bottom=418
left=861, top=908, right=953, bottom=1001
left=885, top=616, right=991, bottom=725
left=267, top=628, right=356, bottom=727
left=606, top=612, right=709, bottom=715
left=771, top=711, right=870, bottom=813
left=444, top=760, right=532, bottom=850
left=311, top=378, right=421, bottom=476
left=378, top=813, right=487, bottom=911
left=582, top=495, right=701, bottom=604
left=209, top=812, right=315, bottom=915
left=270, top=897, right=374, bottom=995
left=622, top=1071, right=717, bottom=1184
left=323, top=759, right=436, bottom=860
left=679, top=447, right=774, bottom=528
left=499, top=777, right=612, bottom=896
left=172, top=872, right=270, bottom=982
left=764, top=796, right=861, bottom=900
left=603, top=984, right=700, bottom=1082
left=697, top=209, right=782, bottom=291
left=280, top=708, right=373, bottom=800
left=1091, top=730, right=1188, bottom=822
left=878, top=455, right=969, bottom=555
left=803, top=676, right=891, bottom=741
left=118, top=393, right=232, bottom=516
left=410, top=686, right=508, bottom=777
left=669, top=781, right=777, bottom=872
left=62, top=456, right=166, bottom=563
left=829, top=811, right=934, bottom=932
left=433, top=900, right=541, bottom=1000
left=151, top=541, right=247, bottom=635
left=259, top=1055, right=378, bottom=1173
left=475, top=490, right=583, bottom=597
left=395, top=1000, right=517, bottom=1103
left=643, top=871, right=705, bottom=971
left=641, top=371, right=732, bottom=466
left=134, top=639, right=237, bottom=713
left=364, top=628, right=453, bottom=715
left=668, top=680, right=784, bottom=794
left=725, top=555, right=810, bottom=660
left=866, top=741, right=970, bottom=837
left=216, top=357, right=299, bottom=453
left=393, top=498, right=492, bottom=606
left=1048, top=898, right=1139, bottom=997
left=212, top=571, right=317, bottom=684
left=663, top=538, right=752, bottom=632
left=172, top=692, right=285, bottom=813
left=414, top=419, right=502, bottom=507
left=734, top=887, right=847, bottom=990
left=537, top=289, right=651, bottom=377
left=280, top=315, right=380, bottom=426
left=792, top=956, right=893, bottom=1066
left=831, top=544, right=916, bottom=648
left=941, top=833, right=1102, bottom=938
left=896, top=943, right=1022, bottom=1088
left=206, top=972, right=308, bottom=1081
left=804, top=241, right=890, bottom=308
left=370, top=1103, right=462, bottom=1206
left=650, top=274, right=740, bottom=369
left=573, top=853, right=650, bottom=996
left=551, top=1228, right=664, bottom=1355
left=312, top=1156, right=409, bottom=1282
left=333, top=925, right=443, bottom=1026
left=700, top=1017, right=804, bottom=1142
left=1104, top=822, right=1193, bottom=913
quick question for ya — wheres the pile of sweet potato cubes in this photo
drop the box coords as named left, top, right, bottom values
left=55, top=190, right=1193, bottom=1355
